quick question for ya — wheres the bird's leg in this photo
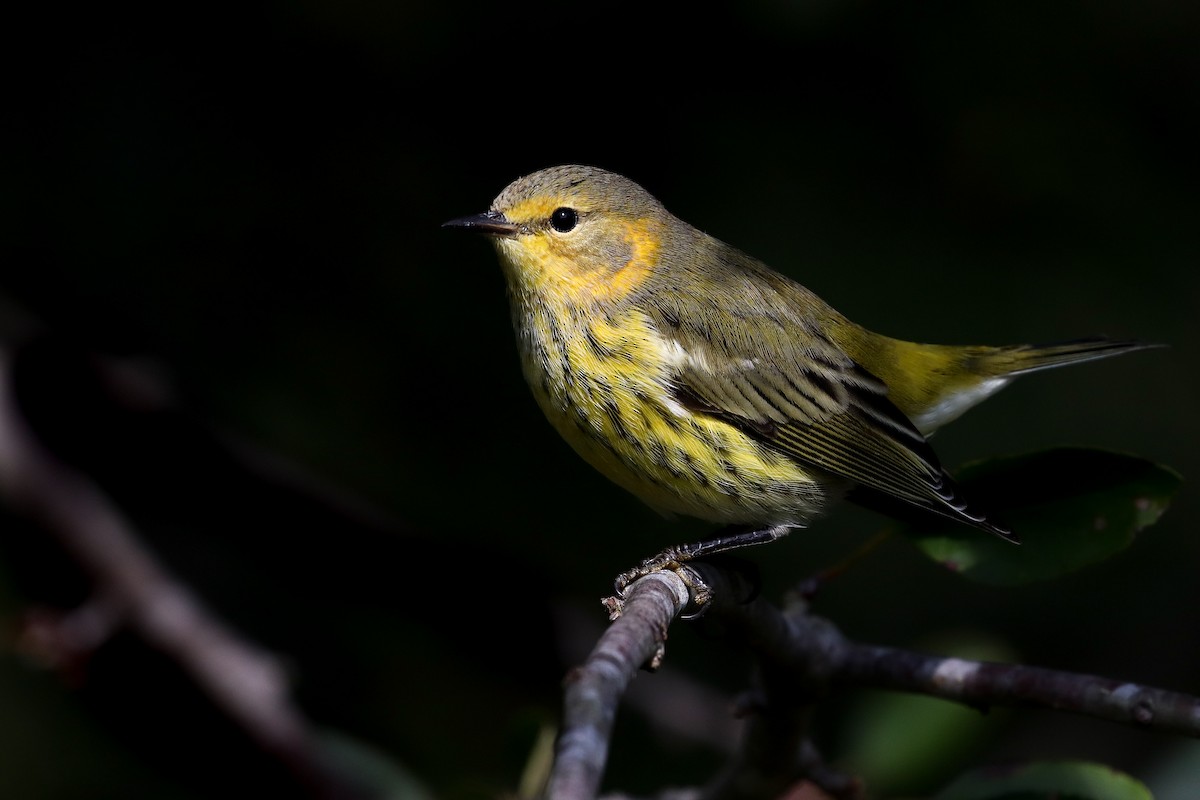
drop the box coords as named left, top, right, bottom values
left=612, top=524, right=793, bottom=613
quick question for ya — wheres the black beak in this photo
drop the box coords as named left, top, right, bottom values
left=442, top=210, right=519, bottom=237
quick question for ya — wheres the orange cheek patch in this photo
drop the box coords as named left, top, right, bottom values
left=500, top=211, right=663, bottom=306
left=607, top=219, right=661, bottom=297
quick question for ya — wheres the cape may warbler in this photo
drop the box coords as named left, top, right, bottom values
left=445, top=165, right=1153, bottom=562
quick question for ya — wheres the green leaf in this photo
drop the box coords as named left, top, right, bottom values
left=317, top=729, right=437, bottom=800
left=843, top=634, right=1014, bottom=795
left=933, top=759, right=1154, bottom=800
left=904, top=448, right=1181, bottom=585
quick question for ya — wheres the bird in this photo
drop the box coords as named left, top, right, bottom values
left=444, top=164, right=1155, bottom=577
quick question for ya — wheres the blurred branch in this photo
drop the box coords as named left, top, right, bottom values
left=0, top=346, right=367, bottom=799
left=548, top=559, right=1200, bottom=800
left=691, top=564, right=862, bottom=800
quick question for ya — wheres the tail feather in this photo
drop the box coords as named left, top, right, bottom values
left=908, top=335, right=1162, bottom=437
left=998, top=337, right=1163, bottom=376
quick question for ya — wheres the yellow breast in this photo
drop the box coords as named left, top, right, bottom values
left=509, top=294, right=830, bottom=527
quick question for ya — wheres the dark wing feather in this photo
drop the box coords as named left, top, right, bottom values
left=771, top=372, right=1013, bottom=538
left=647, top=286, right=1014, bottom=540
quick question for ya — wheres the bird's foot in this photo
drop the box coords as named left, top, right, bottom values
left=611, top=546, right=715, bottom=619
left=609, top=525, right=793, bottom=619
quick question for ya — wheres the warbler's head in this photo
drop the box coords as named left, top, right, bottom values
left=444, top=165, right=672, bottom=302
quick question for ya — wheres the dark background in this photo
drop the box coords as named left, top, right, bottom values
left=2, top=1, right=1198, bottom=798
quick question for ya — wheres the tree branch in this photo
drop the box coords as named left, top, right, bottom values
left=837, top=643, right=1200, bottom=736
left=546, top=571, right=692, bottom=800
left=547, top=559, right=1200, bottom=800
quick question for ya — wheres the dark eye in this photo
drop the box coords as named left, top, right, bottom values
left=550, top=207, right=578, bottom=233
